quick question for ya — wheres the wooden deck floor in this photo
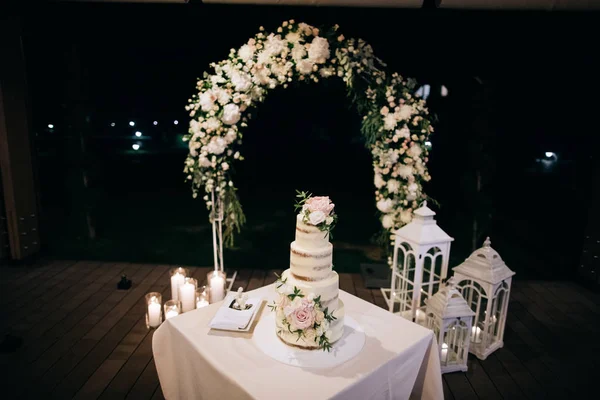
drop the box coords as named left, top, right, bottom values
left=1, top=260, right=599, bottom=399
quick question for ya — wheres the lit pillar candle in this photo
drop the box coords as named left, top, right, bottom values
left=179, top=278, right=197, bottom=313
left=196, top=299, right=209, bottom=308
left=472, top=326, right=482, bottom=343
left=208, top=271, right=226, bottom=303
left=148, top=302, right=161, bottom=328
left=164, top=299, right=180, bottom=320
left=145, top=292, right=162, bottom=329
left=441, top=343, right=448, bottom=363
left=170, top=268, right=187, bottom=302
left=415, top=309, right=425, bottom=323
left=196, top=285, right=209, bottom=308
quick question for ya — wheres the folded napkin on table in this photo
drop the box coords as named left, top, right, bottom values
left=209, top=295, right=263, bottom=330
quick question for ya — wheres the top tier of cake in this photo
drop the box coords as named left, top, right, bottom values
left=294, top=214, right=329, bottom=249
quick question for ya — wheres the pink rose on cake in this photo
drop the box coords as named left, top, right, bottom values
left=305, top=196, right=335, bottom=216
left=291, top=307, right=316, bottom=330
left=286, top=298, right=316, bottom=330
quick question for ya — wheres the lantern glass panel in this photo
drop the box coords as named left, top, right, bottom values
left=491, top=282, right=509, bottom=338
left=421, top=247, right=444, bottom=308
left=458, top=279, right=487, bottom=343
left=442, top=320, right=469, bottom=366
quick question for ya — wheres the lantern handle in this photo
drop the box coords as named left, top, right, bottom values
left=483, top=237, right=491, bottom=248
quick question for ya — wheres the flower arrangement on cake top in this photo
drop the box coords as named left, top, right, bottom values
left=294, top=190, right=337, bottom=237
left=269, top=274, right=337, bottom=351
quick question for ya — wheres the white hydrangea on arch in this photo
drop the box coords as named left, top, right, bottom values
left=183, top=20, right=434, bottom=248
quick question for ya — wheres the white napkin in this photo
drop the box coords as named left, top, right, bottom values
left=209, top=295, right=263, bottom=331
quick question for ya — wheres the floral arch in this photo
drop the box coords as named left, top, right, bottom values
left=183, top=21, right=434, bottom=248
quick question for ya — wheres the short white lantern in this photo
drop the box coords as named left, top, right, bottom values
left=452, top=237, right=515, bottom=360
left=425, top=277, right=475, bottom=373
left=382, top=201, right=454, bottom=324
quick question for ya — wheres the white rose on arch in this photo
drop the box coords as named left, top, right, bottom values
left=238, top=44, right=255, bottom=62
left=231, top=71, right=252, bottom=92
left=374, top=173, right=385, bottom=189
left=296, top=59, right=314, bottom=75
left=222, top=104, right=241, bottom=125
left=199, top=90, right=217, bottom=112
left=382, top=214, right=395, bottom=229
left=308, top=37, right=330, bottom=63
left=376, top=199, right=395, bottom=213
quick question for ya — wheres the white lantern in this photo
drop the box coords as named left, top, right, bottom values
left=425, top=277, right=475, bottom=373
left=382, top=201, right=454, bottom=324
left=452, top=237, right=515, bottom=360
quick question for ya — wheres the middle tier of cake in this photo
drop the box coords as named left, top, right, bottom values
left=290, top=242, right=333, bottom=281
left=281, top=269, right=339, bottom=311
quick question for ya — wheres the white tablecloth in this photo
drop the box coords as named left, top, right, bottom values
left=153, top=284, right=443, bottom=400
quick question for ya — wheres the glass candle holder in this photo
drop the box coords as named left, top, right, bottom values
left=170, top=267, right=188, bottom=302
left=208, top=270, right=227, bottom=303
left=196, top=286, right=209, bottom=309
left=145, top=292, right=163, bottom=329
left=164, top=300, right=181, bottom=320
left=179, top=277, right=198, bottom=313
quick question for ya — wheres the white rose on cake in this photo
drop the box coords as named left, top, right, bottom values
left=309, top=210, right=326, bottom=225
left=325, top=216, right=334, bottom=225
left=303, top=328, right=317, bottom=343
left=222, top=104, right=241, bottom=125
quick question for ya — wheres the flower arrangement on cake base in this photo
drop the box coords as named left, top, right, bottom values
left=269, top=275, right=337, bottom=351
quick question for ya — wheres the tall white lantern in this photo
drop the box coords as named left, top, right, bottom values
left=382, top=201, right=454, bottom=324
left=452, top=237, right=515, bottom=360
left=425, top=277, right=475, bottom=373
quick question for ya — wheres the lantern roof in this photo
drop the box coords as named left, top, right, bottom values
left=394, top=201, right=454, bottom=246
left=452, top=237, right=515, bottom=284
left=426, top=277, right=475, bottom=319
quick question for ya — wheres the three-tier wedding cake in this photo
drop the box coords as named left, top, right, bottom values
left=271, top=193, right=344, bottom=351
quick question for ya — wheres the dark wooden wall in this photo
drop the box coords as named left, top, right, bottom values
left=0, top=17, right=40, bottom=260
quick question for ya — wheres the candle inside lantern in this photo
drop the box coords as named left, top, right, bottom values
left=179, top=277, right=197, bottom=313
left=208, top=271, right=226, bottom=303
left=145, top=292, right=162, bottom=329
left=415, top=309, right=425, bottom=323
left=441, top=343, right=449, bottom=363
left=471, top=326, right=483, bottom=343
left=170, top=268, right=187, bottom=302
left=164, top=300, right=180, bottom=320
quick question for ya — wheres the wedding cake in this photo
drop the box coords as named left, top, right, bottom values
left=271, top=193, right=344, bottom=351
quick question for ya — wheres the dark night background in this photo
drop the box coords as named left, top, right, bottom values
left=18, top=2, right=599, bottom=280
